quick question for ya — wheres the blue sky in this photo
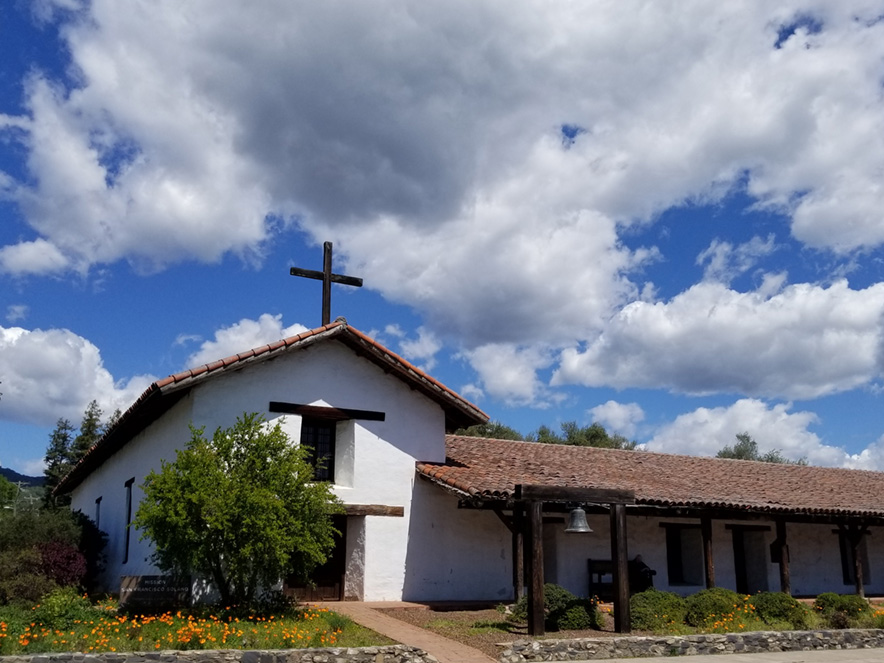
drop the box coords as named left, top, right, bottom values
left=2, top=1, right=884, bottom=475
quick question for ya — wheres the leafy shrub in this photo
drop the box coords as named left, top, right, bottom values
left=0, top=547, right=57, bottom=606
left=554, top=603, right=598, bottom=630
left=813, top=592, right=841, bottom=615
left=828, top=610, right=852, bottom=629
left=749, top=592, right=809, bottom=629
left=512, top=584, right=602, bottom=631
left=813, top=593, right=868, bottom=618
left=512, top=583, right=573, bottom=622
left=631, top=588, right=687, bottom=631
left=0, top=509, right=105, bottom=605
left=684, top=587, right=743, bottom=627
left=544, top=583, right=578, bottom=616
left=0, top=603, right=30, bottom=655
left=813, top=593, right=869, bottom=628
left=32, top=587, right=94, bottom=629
left=834, top=594, right=867, bottom=619
left=38, top=541, right=87, bottom=587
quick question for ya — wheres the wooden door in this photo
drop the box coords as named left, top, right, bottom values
left=285, top=515, right=347, bottom=601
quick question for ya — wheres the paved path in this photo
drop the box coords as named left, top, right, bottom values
left=313, top=601, right=497, bottom=663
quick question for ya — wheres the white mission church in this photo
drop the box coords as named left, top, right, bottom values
left=56, top=319, right=884, bottom=632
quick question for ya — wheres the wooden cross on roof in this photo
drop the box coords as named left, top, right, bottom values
left=289, top=242, right=363, bottom=326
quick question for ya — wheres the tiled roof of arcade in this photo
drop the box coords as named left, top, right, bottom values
left=416, top=435, right=884, bottom=520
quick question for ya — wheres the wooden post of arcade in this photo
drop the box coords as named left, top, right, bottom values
left=516, top=484, right=635, bottom=636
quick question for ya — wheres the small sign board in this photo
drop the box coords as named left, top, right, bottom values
left=120, top=575, right=191, bottom=611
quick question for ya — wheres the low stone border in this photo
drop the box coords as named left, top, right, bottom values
left=500, top=628, right=884, bottom=661
left=1, top=645, right=437, bottom=663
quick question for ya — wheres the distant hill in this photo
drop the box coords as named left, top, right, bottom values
left=0, top=467, right=43, bottom=487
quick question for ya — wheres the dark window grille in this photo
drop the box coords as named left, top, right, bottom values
left=301, top=418, right=336, bottom=482
left=123, top=477, right=135, bottom=564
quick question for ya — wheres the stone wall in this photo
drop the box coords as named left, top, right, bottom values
left=1, top=645, right=436, bottom=663
left=500, top=628, right=884, bottom=661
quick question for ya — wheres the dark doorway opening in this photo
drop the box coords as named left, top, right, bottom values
left=285, top=515, right=347, bottom=601
left=730, top=525, right=770, bottom=595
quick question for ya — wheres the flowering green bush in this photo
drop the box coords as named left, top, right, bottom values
left=684, top=587, right=743, bottom=627
left=813, top=592, right=869, bottom=628
left=554, top=603, right=601, bottom=630
left=512, top=583, right=603, bottom=631
left=630, top=588, right=686, bottom=631
left=0, top=597, right=376, bottom=655
left=749, top=592, right=809, bottom=629
left=32, top=587, right=94, bottom=630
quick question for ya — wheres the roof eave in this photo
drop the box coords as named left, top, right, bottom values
left=56, top=321, right=486, bottom=493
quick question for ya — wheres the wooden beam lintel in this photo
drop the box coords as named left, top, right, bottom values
left=343, top=504, right=404, bottom=517
left=269, top=402, right=386, bottom=422
left=516, top=484, right=635, bottom=505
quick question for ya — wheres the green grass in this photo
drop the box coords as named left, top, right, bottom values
left=469, top=619, right=519, bottom=634
left=425, top=618, right=461, bottom=629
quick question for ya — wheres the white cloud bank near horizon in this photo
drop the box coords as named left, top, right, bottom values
left=0, top=325, right=154, bottom=428
left=3, top=315, right=884, bottom=472
left=2, top=2, right=884, bottom=469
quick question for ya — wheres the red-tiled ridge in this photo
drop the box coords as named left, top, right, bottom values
left=56, top=321, right=486, bottom=494
left=416, top=436, right=884, bottom=518
left=153, top=322, right=345, bottom=390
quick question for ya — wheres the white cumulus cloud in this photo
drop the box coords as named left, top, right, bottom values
left=184, top=314, right=309, bottom=369
left=554, top=279, right=884, bottom=400
left=463, top=343, right=557, bottom=407
left=589, top=401, right=645, bottom=439
left=0, top=325, right=153, bottom=427
left=4, top=1, right=884, bottom=418
left=2, top=2, right=884, bottom=345
left=645, top=397, right=884, bottom=470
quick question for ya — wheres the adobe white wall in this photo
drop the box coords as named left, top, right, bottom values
left=71, top=341, right=450, bottom=601
left=69, top=393, right=195, bottom=589
left=401, top=479, right=513, bottom=602
left=540, top=513, right=883, bottom=599
left=788, top=522, right=883, bottom=597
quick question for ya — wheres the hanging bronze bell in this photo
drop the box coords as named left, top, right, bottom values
left=564, top=506, right=593, bottom=533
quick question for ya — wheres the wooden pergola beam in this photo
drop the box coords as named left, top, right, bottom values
left=515, top=484, right=636, bottom=636
left=516, top=485, right=635, bottom=504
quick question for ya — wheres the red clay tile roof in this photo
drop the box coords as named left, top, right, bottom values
left=416, top=436, right=884, bottom=519
left=149, top=321, right=487, bottom=429
left=57, top=321, right=487, bottom=494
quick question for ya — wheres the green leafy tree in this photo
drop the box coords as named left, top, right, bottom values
left=69, top=401, right=103, bottom=464
left=529, top=421, right=636, bottom=449
left=716, top=432, right=807, bottom=465
left=43, top=419, right=76, bottom=508
left=134, top=413, right=343, bottom=607
left=454, top=420, right=524, bottom=440
left=106, top=408, right=123, bottom=429
left=0, top=475, right=16, bottom=509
